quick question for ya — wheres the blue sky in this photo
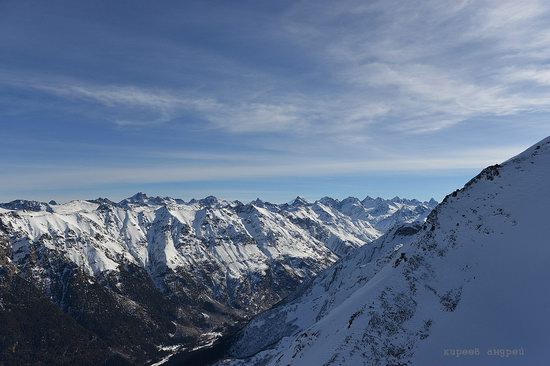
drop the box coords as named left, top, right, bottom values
left=1, top=0, right=549, bottom=203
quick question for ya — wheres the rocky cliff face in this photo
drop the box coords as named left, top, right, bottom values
left=0, top=194, right=434, bottom=364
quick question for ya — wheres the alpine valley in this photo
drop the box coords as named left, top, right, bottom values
left=0, top=192, right=435, bottom=365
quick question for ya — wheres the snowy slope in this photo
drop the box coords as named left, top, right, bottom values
left=220, top=136, right=550, bottom=365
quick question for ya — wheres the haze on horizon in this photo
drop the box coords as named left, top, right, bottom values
left=1, top=0, right=549, bottom=203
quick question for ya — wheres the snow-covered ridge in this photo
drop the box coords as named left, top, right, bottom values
left=219, top=136, right=550, bottom=365
left=0, top=193, right=435, bottom=311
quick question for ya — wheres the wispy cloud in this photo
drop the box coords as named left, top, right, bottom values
left=0, top=145, right=525, bottom=191
left=280, top=0, right=550, bottom=133
left=4, top=0, right=550, bottom=136
left=0, top=74, right=385, bottom=138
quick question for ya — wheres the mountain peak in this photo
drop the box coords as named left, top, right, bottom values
left=88, top=197, right=116, bottom=206
left=340, top=196, right=361, bottom=205
left=0, top=199, right=53, bottom=213
left=291, top=196, right=309, bottom=206
left=318, top=196, right=339, bottom=206
left=117, top=192, right=151, bottom=207
left=131, top=192, right=148, bottom=201
left=251, top=198, right=264, bottom=206
left=199, top=195, right=219, bottom=206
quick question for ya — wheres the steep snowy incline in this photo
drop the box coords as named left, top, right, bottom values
left=220, top=136, right=550, bottom=366
left=225, top=223, right=424, bottom=360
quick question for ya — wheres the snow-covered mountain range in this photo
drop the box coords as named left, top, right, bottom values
left=0, top=193, right=435, bottom=364
left=218, top=137, right=550, bottom=366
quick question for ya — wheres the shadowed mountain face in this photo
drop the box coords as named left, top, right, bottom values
left=218, top=137, right=550, bottom=366
left=0, top=194, right=434, bottom=364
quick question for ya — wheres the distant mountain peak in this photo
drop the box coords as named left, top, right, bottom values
left=0, top=199, right=53, bottom=213
left=251, top=198, right=265, bottom=207
left=341, top=196, right=361, bottom=204
left=318, top=197, right=339, bottom=208
left=291, top=196, right=309, bottom=206
left=199, top=195, right=219, bottom=206
left=130, top=192, right=148, bottom=201
left=117, top=192, right=150, bottom=206
left=88, top=197, right=116, bottom=206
